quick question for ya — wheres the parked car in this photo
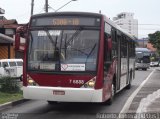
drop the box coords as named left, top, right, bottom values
left=0, top=59, right=23, bottom=80
left=150, top=61, right=159, bottom=67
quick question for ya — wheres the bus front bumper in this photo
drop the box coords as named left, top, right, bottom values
left=23, top=86, right=103, bottom=102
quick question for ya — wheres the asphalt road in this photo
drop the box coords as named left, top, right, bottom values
left=1, top=68, right=154, bottom=119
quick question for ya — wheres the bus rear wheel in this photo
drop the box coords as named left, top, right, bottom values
left=126, top=71, right=132, bottom=89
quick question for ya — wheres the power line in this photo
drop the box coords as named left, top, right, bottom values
left=121, top=27, right=160, bottom=31
left=117, top=23, right=160, bottom=26
left=138, top=24, right=160, bottom=26
left=138, top=28, right=160, bottom=31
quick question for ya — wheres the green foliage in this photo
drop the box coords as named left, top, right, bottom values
left=148, top=31, right=160, bottom=55
left=0, top=91, right=23, bottom=104
left=0, top=76, right=20, bottom=93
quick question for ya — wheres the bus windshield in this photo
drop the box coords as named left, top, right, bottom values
left=136, top=52, right=150, bottom=63
left=28, top=29, right=99, bottom=72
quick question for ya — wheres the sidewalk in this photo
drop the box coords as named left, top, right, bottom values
left=128, top=68, right=160, bottom=114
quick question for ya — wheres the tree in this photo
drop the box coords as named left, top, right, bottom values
left=148, top=31, right=160, bottom=55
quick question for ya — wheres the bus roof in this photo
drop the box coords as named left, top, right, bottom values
left=136, top=48, right=151, bottom=52
left=31, top=12, right=102, bottom=18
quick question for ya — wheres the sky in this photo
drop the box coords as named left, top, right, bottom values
left=0, top=0, right=160, bottom=38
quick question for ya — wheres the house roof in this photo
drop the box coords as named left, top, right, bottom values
left=0, top=19, right=17, bottom=25
left=0, top=33, right=14, bottom=43
left=0, top=19, right=18, bottom=28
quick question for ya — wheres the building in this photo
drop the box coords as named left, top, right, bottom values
left=147, top=43, right=157, bottom=52
left=147, top=42, right=158, bottom=57
left=0, top=15, right=19, bottom=59
left=136, top=37, right=158, bottom=57
left=113, top=12, right=138, bottom=38
left=136, top=38, right=149, bottom=48
left=0, top=33, right=14, bottom=59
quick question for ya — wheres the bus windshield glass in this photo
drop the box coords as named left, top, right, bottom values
left=28, top=29, right=99, bottom=72
left=136, top=52, right=150, bottom=63
left=136, top=52, right=150, bottom=58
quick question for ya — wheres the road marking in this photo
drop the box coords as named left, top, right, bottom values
left=120, top=69, right=155, bottom=113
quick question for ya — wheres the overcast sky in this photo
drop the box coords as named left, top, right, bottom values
left=0, top=0, right=160, bottom=38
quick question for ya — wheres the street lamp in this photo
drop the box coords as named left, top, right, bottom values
left=31, top=0, right=77, bottom=15
left=0, top=8, right=5, bottom=14
left=55, top=0, right=77, bottom=12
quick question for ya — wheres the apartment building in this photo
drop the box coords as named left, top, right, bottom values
left=113, top=12, right=138, bottom=38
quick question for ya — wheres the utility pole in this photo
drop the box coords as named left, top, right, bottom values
left=45, top=0, right=48, bottom=13
left=31, top=0, right=34, bottom=15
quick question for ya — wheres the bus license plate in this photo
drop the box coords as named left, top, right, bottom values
left=53, top=90, right=65, bottom=95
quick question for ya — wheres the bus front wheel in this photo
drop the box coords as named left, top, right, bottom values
left=142, top=68, right=147, bottom=71
left=47, top=101, right=58, bottom=105
left=103, top=84, right=115, bottom=105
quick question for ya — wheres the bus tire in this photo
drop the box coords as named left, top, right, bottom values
left=103, top=83, right=115, bottom=105
left=142, top=68, right=147, bottom=71
left=47, top=101, right=58, bottom=105
left=20, top=75, right=23, bottom=81
left=126, top=71, right=132, bottom=89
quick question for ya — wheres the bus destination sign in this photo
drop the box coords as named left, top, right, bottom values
left=31, top=17, right=101, bottom=27
left=53, top=18, right=79, bottom=26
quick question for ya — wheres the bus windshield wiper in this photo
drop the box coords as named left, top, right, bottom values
left=70, top=48, right=88, bottom=56
left=44, top=29, right=56, bottom=46
left=85, top=43, right=97, bottom=63
left=65, top=27, right=83, bottom=48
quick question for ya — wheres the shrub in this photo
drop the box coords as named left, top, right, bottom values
left=0, top=76, right=20, bottom=93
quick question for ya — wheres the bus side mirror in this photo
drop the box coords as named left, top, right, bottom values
left=15, top=26, right=27, bottom=51
left=15, top=33, right=20, bottom=50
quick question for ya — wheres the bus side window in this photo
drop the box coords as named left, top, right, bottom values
left=111, top=28, right=117, bottom=59
left=104, top=33, right=112, bottom=62
left=104, top=33, right=112, bottom=72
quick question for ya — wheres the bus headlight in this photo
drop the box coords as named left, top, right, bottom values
left=88, top=81, right=95, bottom=87
left=28, top=79, right=34, bottom=84
left=81, top=77, right=96, bottom=88
left=27, top=75, right=38, bottom=86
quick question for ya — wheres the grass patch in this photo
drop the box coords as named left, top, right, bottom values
left=0, top=91, right=23, bottom=104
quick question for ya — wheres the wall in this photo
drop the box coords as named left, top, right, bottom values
left=0, top=44, right=15, bottom=59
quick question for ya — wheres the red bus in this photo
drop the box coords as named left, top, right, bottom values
left=15, top=12, right=135, bottom=104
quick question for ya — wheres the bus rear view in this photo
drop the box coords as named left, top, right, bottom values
left=135, top=48, right=151, bottom=70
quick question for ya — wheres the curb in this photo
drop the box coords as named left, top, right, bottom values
left=0, top=99, right=30, bottom=111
